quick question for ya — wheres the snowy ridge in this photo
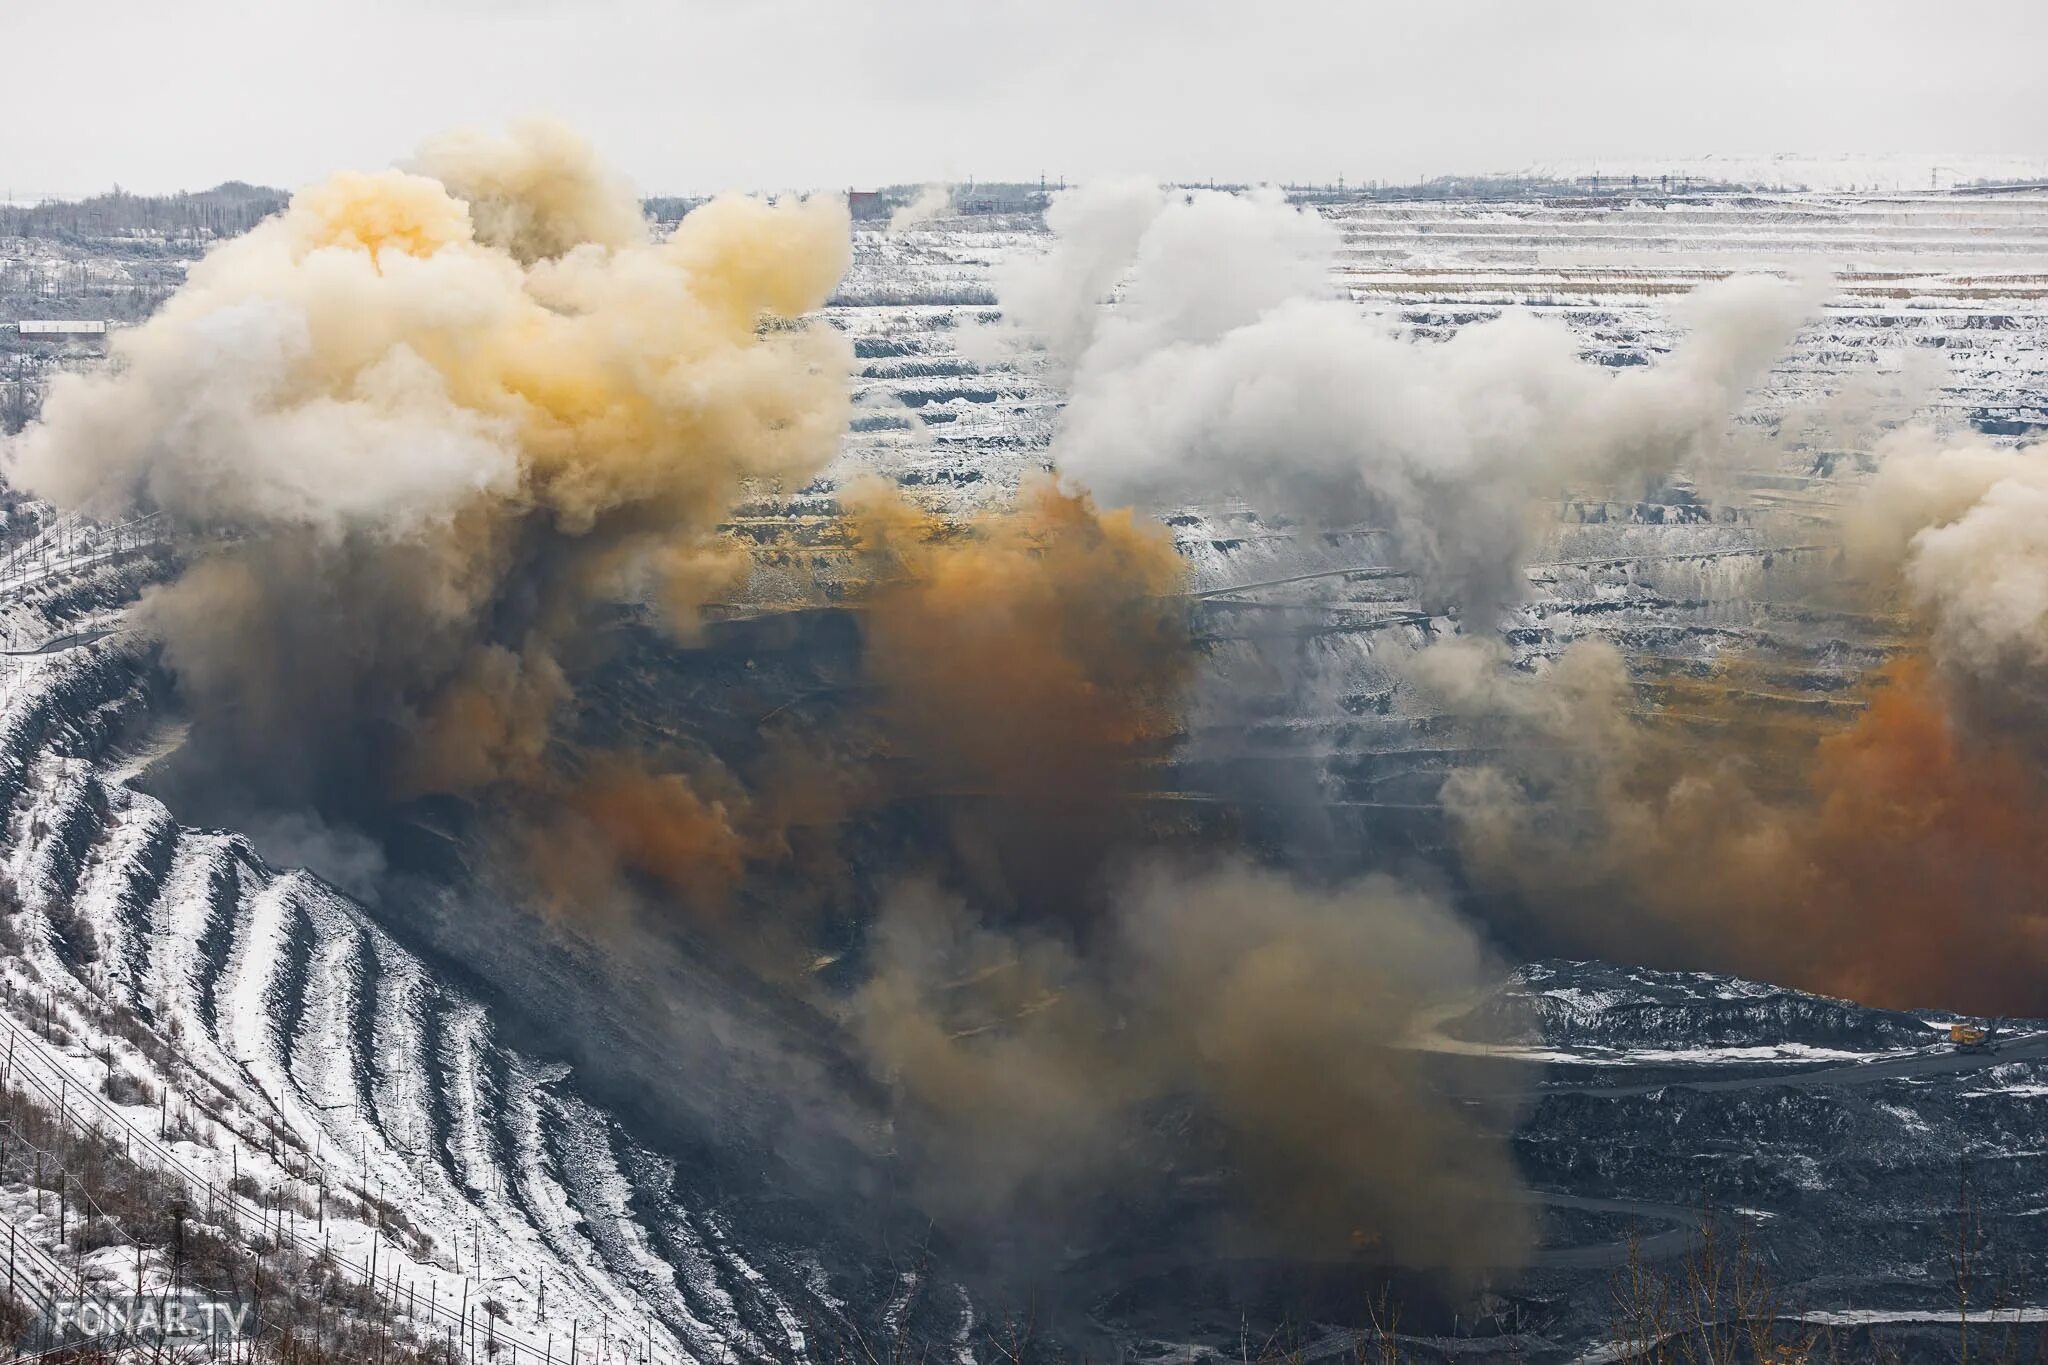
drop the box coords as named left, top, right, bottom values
left=0, top=601, right=870, bottom=1361
left=1469, top=960, right=1944, bottom=1053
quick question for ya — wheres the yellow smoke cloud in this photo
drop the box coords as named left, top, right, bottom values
left=6, top=121, right=853, bottom=804
left=845, top=475, right=1194, bottom=912
left=848, top=474, right=1190, bottom=797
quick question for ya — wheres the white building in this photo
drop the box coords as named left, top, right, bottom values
left=15, top=320, right=108, bottom=338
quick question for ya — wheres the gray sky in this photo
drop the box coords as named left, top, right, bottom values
left=6, top=0, right=2046, bottom=198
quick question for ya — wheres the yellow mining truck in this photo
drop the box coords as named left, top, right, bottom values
left=1950, top=1021, right=1998, bottom=1054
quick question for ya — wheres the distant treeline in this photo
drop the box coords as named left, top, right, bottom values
left=0, top=182, right=289, bottom=244
left=6, top=185, right=733, bottom=240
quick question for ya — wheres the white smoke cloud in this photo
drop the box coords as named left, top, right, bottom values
left=1076, top=183, right=1335, bottom=372
left=1004, top=183, right=1817, bottom=618
left=886, top=183, right=953, bottom=234
left=963, top=177, right=1165, bottom=372
left=1848, top=425, right=2048, bottom=702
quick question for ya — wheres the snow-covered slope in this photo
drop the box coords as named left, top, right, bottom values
left=0, top=538, right=947, bottom=1363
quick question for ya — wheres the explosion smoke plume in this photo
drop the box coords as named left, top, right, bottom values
left=1849, top=425, right=2048, bottom=729
left=846, top=476, right=1193, bottom=911
left=886, top=184, right=954, bottom=235
left=6, top=120, right=853, bottom=813
left=856, top=860, right=1531, bottom=1270
left=996, top=182, right=1814, bottom=618
left=528, top=754, right=751, bottom=915
left=836, top=318, right=1537, bottom=1270
left=1413, top=422, right=2048, bottom=1015
left=995, top=183, right=2048, bottom=1018
left=850, top=476, right=1190, bottom=797
left=1427, top=637, right=2048, bottom=1014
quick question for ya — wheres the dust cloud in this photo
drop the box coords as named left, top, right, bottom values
left=856, top=859, right=1531, bottom=1270
left=7, top=118, right=853, bottom=814
left=844, top=475, right=1194, bottom=913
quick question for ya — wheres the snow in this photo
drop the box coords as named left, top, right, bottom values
left=0, top=541, right=798, bottom=1361
left=1799, top=1306, right=2048, bottom=1325
left=1575, top=1304, right=2048, bottom=1365
left=1450, top=1041, right=1906, bottom=1067
left=1514, top=154, right=2048, bottom=194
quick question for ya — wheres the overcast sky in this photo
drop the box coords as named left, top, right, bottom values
left=6, top=0, right=2046, bottom=199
